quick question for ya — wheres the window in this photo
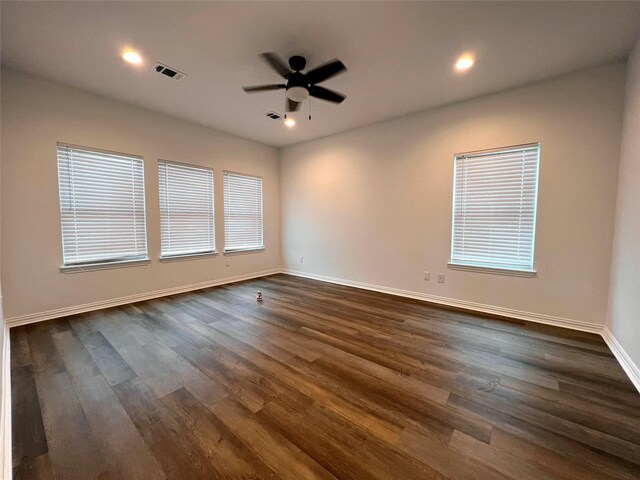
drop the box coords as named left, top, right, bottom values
left=223, top=171, right=264, bottom=252
left=158, top=161, right=216, bottom=258
left=450, top=144, right=540, bottom=274
left=57, top=144, right=148, bottom=267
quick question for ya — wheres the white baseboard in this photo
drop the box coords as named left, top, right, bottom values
left=602, top=327, right=640, bottom=393
left=0, top=322, right=11, bottom=480
left=283, top=269, right=604, bottom=334
left=5, top=268, right=281, bottom=328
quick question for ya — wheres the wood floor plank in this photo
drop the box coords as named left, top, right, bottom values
left=73, top=330, right=136, bottom=387
left=274, top=398, right=449, bottom=480
left=448, top=429, right=557, bottom=480
left=210, top=396, right=338, bottom=480
left=52, top=330, right=102, bottom=381
left=11, top=364, right=48, bottom=467
left=130, top=303, right=208, bottom=348
left=35, top=371, right=105, bottom=479
left=448, top=392, right=640, bottom=480
left=11, top=273, right=640, bottom=479
left=112, top=377, right=214, bottom=480
left=257, top=400, right=384, bottom=480
left=496, top=376, right=640, bottom=444
left=13, top=453, right=55, bottom=480
left=160, top=387, right=281, bottom=479
left=201, top=342, right=314, bottom=413
left=10, top=326, right=32, bottom=368
left=489, top=427, right=621, bottom=480
left=209, top=319, right=296, bottom=364
left=310, top=349, right=492, bottom=443
left=174, top=341, right=268, bottom=413
left=397, top=425, right=511, bottom=480
left=94, top=315, right=183, bottom=398
left=25, top=321, right=67, bottom=378
left=142, top=339, right=229, bottom=407
left=193, top=323, right=410, bottom=445
left=452, top=377, right=640, bottom=464
left=187, top=321, right=412, bottom=444
left=73, top=374, right=167, bottom=479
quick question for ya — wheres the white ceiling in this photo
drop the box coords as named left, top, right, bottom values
left=2, top=1, right=640, bottom=147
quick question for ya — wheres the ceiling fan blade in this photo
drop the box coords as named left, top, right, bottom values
left=309, top=85, right=346, bottom=103
left=260, top=53, right=292, bottom=78
left=286, top=98, right=301, bottom=112
left=305, top=60, right=346, bottom=85
left=242, top=84, right=286, bottom=92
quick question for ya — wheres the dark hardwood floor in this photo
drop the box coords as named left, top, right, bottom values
left=10, top=274, right=640, bottom=479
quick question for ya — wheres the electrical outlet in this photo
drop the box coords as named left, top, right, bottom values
left=437, top=273, right=445, bottom=283
left=423, top=271, right=430, bottom=281
left=225, top=259, right=230, bottom=267
left=299, top=256, right=304, bottom=263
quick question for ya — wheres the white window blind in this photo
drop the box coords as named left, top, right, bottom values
left=223, top=171, right=264, bottom=252
left=57, top=144, right=148, bottom=266
left=450, top=144, right=540, bottom=272
left=158, top=161, right=216, bottom=257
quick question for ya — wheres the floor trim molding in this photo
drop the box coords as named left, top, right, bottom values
left=602, top=327, right=640, bottom=393
left=5, top=268, right=281, bottom=328
left=283, top=269, right=603, bottom=334
left=1, top=323, right=11, bottom=480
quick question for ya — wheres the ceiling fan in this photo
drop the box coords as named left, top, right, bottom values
left=242, top=53, right=347, bottom=116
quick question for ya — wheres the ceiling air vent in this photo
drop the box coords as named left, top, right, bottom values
left=265, top=112, right=282, bottom=120
left=153, top=63, right=187, bottom=80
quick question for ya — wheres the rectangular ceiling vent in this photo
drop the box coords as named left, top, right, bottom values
left=153, top=63, right=187, bottom=80
left=265, top=112, right=282, bottom=120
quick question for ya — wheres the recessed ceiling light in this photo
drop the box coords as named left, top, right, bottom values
left=284, top=118, right=296, bottom=128
left=122, top=50, right=143, bottom=65
left=455, top=55, right=475, bottom=72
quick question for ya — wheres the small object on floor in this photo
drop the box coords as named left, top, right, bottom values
left=256, top=291, right=263, bottom=302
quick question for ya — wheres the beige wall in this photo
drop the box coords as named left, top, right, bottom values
left=607, top=41, right=640, bottom=366
left=1, top=68, right=280, bottom=320
left=0, top=62, right=631, bottom=333
left=0, top=65, right=7, bottom=478
left=281, top=63, right=625, bottom=327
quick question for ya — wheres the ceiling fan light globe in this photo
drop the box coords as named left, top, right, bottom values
left=286, top=86, right=309, bottom=102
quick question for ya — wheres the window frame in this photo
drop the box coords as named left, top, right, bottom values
left=223, top=170, right=265, bottom=253
left=158, top=159, right=217, bottom=260
left=448, top=143, right=540, bottom=277
left=56, top=142, right=149, bottom=272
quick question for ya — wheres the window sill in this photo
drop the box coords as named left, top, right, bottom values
left=223, top=247, right=265, bottom=256
left=447, top=262, right=537, bottom=278
left=160, top=251, right=218, bottom=262
left=60, top=258, right=150, bottom=273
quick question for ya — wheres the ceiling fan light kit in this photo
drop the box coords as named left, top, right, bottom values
left=286, top=86, right=309, bottom=102
left=243, top=52, right=347, bottom=122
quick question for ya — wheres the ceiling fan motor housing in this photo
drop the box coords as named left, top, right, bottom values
left=288, top=55, right=307, bottom=72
